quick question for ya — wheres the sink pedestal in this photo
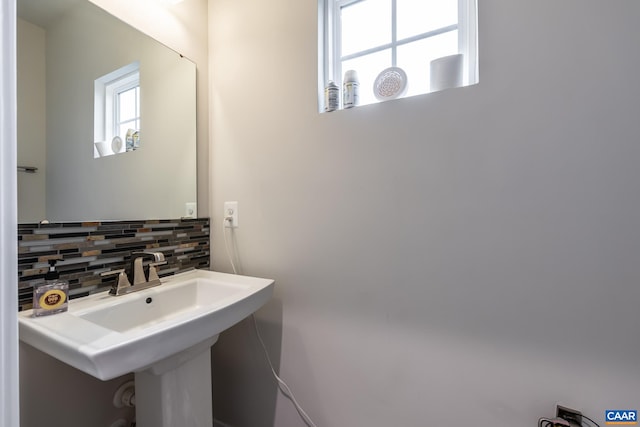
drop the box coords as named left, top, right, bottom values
left=134, top=336, right=219, bottom=427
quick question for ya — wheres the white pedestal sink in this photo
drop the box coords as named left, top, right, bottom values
left=19, top=269, right=274, bottom=427
left=135, top=337, right=219, bottom=427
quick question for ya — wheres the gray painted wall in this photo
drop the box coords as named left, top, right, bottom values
left=209, top=1, right=640, bottom=426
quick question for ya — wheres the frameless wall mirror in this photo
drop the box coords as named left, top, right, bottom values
left=17, top=0, right=197, bottom=222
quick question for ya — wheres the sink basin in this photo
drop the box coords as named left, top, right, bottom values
left=18, top=268, right=274, bottom=380
left=78, top=274, right=252, bottom=334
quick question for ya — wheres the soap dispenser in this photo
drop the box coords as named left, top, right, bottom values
left=33, top=258, right=69, bottom=317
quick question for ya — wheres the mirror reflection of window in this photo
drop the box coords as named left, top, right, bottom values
left=115, top=83, right=140, bottom=151
left=94, top=61, right=141, bottom=158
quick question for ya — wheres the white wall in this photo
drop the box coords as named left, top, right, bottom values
left=209, top=1, right=640, bottom=426
left=16, top=18, right=46, bottom=223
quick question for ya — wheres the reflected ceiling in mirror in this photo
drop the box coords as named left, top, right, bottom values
left=17, top=0, right=197, bottom=223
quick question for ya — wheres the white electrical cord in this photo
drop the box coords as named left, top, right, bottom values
left=539, top=418, right=571, bottom=427
left=222, top=218, right=318, bottom=427
left=250, top=314, right=318, bottom=427
left=222, top=217, right=239, bottom=274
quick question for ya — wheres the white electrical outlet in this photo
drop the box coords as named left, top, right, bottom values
left=224, top=201, right=238, bottom=228
left=185, top=202, right=197, bottom=218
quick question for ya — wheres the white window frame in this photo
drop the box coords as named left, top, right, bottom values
left=109, top=75, right=140, bottom=142
left=94, top=61, right=140, bottom=156
left=319, top=0, right=478, bottom=109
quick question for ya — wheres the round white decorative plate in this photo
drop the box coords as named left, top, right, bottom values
left=373, top=67, right=408, bottom=101
left=111, top=136, right=123, bottom=154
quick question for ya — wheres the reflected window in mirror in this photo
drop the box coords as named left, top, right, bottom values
left=114, top=81, right=140, bottom=150
left=94, top=61, right=141, bottom=158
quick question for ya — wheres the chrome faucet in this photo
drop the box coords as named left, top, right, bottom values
left=101, top=251, right=167, bottom=296
left=131, top=251, right=166, bottom=285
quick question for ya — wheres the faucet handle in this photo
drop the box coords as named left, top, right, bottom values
left=132, top=251, right=165, bottom=262
left=147, top=260, right=167, bottom=282
left=101, top=269, right=132, bottom=295
left=131, top=251, right=166, bottom=285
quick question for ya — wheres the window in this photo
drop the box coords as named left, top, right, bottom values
left=319, top=0, right=478, bottom=110
left=112, top=80, right=140, bottom=147
left=94, top=62, right=141, bottom=157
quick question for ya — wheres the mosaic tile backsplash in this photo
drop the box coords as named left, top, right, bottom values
left=18, top=218, right=210, bottom=311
